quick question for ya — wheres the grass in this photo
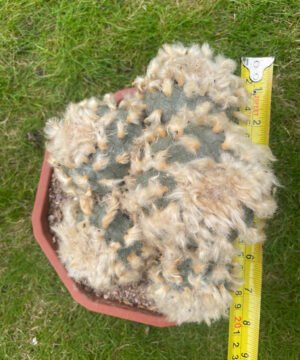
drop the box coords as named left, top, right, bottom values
left=0, top=0, right=299, bottom=359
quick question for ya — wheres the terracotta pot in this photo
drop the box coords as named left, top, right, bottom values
left=32, top=88, right=175, bottom=327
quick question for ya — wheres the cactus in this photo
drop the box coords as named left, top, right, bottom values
left=45, top=92, right=157, bottom=290
left=45, top=43, right=277, bottom=324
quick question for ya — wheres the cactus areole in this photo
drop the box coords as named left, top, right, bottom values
left=43, top=44, right=277, bottom=325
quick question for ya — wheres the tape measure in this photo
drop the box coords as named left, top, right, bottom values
left=227, top=57, right=274, bottom=360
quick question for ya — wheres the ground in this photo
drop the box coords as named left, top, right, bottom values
left=0, top=1, right=299, bottom=359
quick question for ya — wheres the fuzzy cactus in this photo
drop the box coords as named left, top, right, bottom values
left=45, top=92, right=156, bottom=290
left=45, top=43, right=277, bottom=325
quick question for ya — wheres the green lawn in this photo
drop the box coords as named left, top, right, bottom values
left=0, top=1, right=299, bottom=359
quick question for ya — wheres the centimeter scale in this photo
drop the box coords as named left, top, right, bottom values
left=227, top=57, right=275, bottom=360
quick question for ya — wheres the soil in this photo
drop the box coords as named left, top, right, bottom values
left=48, top=173, right=157, bottom=312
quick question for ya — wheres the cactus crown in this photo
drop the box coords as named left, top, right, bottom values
left=45, top=43, right=277, bottom=325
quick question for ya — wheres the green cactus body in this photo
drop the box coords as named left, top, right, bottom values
left=123, top=44, right=276, bottom=324
left=46, top=92, right=158, bottom=289
left=45, top=43, right=277, bottom=324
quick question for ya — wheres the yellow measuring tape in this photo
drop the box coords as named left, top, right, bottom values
left=227, top=57, right=274, bottom=360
